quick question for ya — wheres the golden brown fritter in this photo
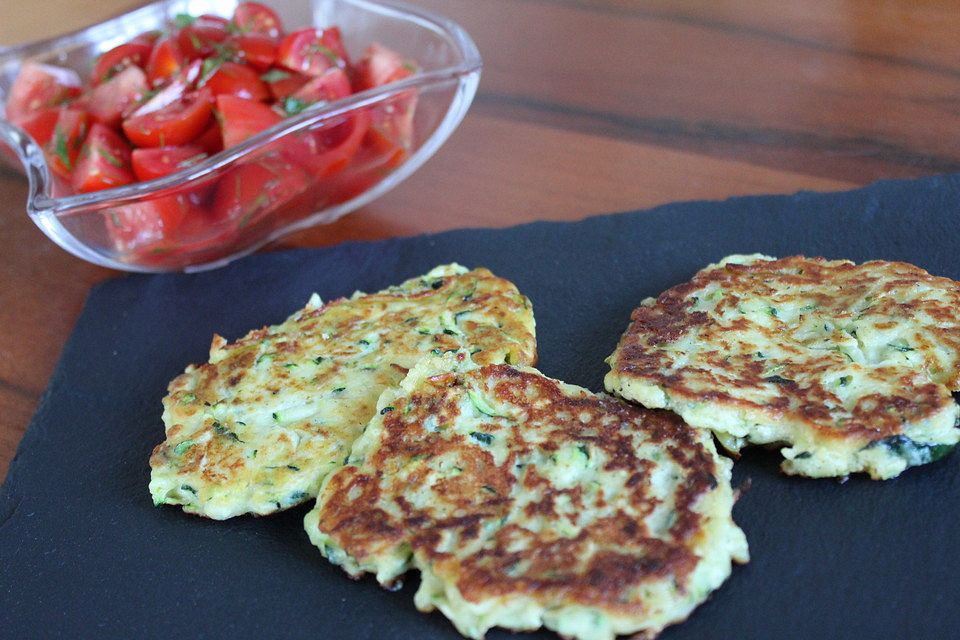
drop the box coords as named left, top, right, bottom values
left=307, top=351, right=747, bottom=640
left=606, top=254, right=960, bottom=479
left=150, top=264, right=537, bottom=519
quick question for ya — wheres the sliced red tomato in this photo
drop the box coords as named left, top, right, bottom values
left=16, top=108, right=61, bottom=147
left=178, top=19, right=230, bottom=60
left=277, top=28, right=348, bottom=77
left=231, top=33, right=277, bottom=70
left=43, top=108, right=90, bottom=178
left=355, top=43, right=415, bottom=91
left=355, top=44, right=418, bottom=150
left=5, top=62, right=82, bottom=124
left=197, top=14, right=229, bottom=27
left=359, top=124, right=407, bottom=169
left=91, top=41, right=153, bottom=86
left=131, top=145, right=207, bottom=181
left=123, top=59, right=203, bottom=121
left=212, top=153, right=309, bottom=226
left=284, top=68, right=351, bottom=109
left=193, top=123, right=223, bottom=155
left=216, top=94, right=282, bottom=148
left=231, top=2, right=284, bottom=40
left=84, top=65, right=149, bottom=128
left=202, top=62, right=269, bottom=101
left=261, top=68, right=309, bottom=100
left=105, top=191, right=201, bottom=253
left=284, top=109, right=369, bottom=177
left=132, top=30, right=162, bottom=46
left=71, top=123, right=135, bottom=193
left=146, top=36, right=185, bottom=87
left=123, top=88, right=213, bottom=147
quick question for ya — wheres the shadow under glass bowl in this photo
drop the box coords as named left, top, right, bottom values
left=0, top=0, right=481, bottom=272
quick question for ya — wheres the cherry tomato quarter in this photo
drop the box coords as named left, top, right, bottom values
left=5, top=62, right=82, bottom=124
left=122, top=88, right=214, bottom=147
left=231, top=2, right=284, bottom=40
left=72, top=123, right=135, bottom=193
left=131, top=145, right=207, bottom=181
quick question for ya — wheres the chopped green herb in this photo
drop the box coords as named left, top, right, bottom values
left=359, top=339, right=370, bottom=346
left=261, top=69, right=292, bottom=83
left=282, top=96, right=310, bottom=116
left=256, top=352, right=276, bottom=365
left=764, top=375, right=793, bottom=385
left=470, top=431, right=494, bottom=445
left=286, top=465, right=300, bottom=471
left=179, top=484, right=197, bottom=494
left=173, top=13, right=196, bottom=28
left=197, top=58, right=221, bottom=85
left=313, top=356, right=325, bottom=364
left=481, top=485, right=498, bottom=495
left=213, top=421, right=243, bottom=442
left=793, top=452, right=812, bottom=460
left=867, top=435, right=955, bottom=466
left=308, top=42, right=340, bottom=65
left=173, top=440, right=195, bottom=455
left=98, top=146, right=124, bottom=168
left=577, top=444, right=591, bottom=460
left=888, top=342, right=915, bottom=352
left=430, top=279, right=444, bottom=289
left=380, top=406, right=395, bottom=415
left=332, top=387, right=346, bottom=393
left=282, top=363, right=298, bottom=369
left=767, top=306, right=779, bottom=317
left=53, top=127, right=72, bottom=170
left=289, top=491, right=308, bottom=501
left=838, top=376, right=851, bottom=386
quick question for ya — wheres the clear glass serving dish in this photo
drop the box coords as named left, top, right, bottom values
left=0, top=0, right=480, bottom=272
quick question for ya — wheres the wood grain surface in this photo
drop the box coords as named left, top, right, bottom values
left=0, top=0, right=955, bottom=481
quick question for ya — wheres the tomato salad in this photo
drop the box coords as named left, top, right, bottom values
left=4, top=2, right=418, bottom=260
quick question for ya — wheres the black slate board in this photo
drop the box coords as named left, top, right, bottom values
left=4, top=174, right=960, bottom=639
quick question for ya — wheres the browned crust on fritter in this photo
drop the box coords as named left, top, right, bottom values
left=611, top=256, right=960, bottom=440
left=316, top=363, right=723, bottom=611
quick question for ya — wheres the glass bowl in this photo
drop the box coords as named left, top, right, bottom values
left=0, top=0, right=481, bottom=272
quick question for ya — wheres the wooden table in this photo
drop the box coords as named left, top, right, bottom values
left=1, top=0, right=956, bottom=481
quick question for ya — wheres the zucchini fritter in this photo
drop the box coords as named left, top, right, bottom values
left=606, top=254, right=960, bottom=479
left=149, top=265, right=536, bottom=519
left=307, top=351, right=747, bottom=640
